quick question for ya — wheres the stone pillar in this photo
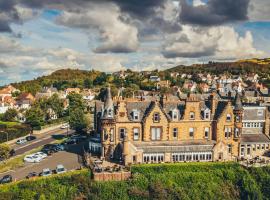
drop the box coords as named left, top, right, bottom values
left=123, top=135, right=131, bottom=165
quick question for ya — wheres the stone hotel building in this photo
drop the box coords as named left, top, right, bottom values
left=93, top=88, right=270, bottom=165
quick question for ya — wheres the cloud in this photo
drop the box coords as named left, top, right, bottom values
left=55, top=2, right=139, bottom=53
left=179, top=0, right=250, bottom=26
left=162, top=25, right=265, bottom=59
left=248, top=0, right=270, bottom=21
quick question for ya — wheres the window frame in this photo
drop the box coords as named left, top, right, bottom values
left=119, top=128, right=126, bottom=140
left=133, top=127, right=140, bottom=141
left=151, top=127, right=162, bottom=141
left=173, top=127, right=178, bottom=138
left=153, top=113, right=160, bottom=122
left=189, top=127, right=194, bottom=138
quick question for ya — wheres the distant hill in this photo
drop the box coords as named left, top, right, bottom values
left=165, top=60, right=270, bottom=75
left=8, top=58, right=270, bottom=94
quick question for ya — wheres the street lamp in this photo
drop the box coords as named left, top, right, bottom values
left=0, top=131, right=8, bottom=142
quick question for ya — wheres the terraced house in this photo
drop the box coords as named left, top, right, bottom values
left=94, top=88, right=270, bottom=166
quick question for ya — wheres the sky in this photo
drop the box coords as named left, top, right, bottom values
left=0, top=0, right=270, bottom=85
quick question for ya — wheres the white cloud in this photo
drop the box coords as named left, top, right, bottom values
left=162, top=25, right=266, bottom=60
left=56, top=3, right=139, bottom=53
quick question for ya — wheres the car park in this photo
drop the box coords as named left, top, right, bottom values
left=0, top=175, right=12, bottom=184
left=40, top=168, right=52, bottom=177
left=55, top=164, right=67, bottom=174
left=24, top=155, right=42, bottom=163
left=16, top=138, right=27, bottom=145
left=25, top=135, right=37, bottom=141
left=26, top=172, right=37, bottom=179
left=64, top=138, right=78, bottom=145
left=33, top=152, right=47, bottom=159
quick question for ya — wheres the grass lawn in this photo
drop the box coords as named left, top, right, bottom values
left=0, top=121, right=20, bottom=127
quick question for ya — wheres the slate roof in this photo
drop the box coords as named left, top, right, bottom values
left=213, top=101, right=228, bottom=120
left=240, top=134, right=270, bottom=144
left=126, top=101, right=151, bottom=121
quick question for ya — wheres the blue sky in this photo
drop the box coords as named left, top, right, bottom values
left=0, top=0, right=270, bottom=85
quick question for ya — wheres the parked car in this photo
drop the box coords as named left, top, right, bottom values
left=41, top=144, right=58, bottom=154
left=55, top=164, right=67, bottom=174
left=60, top=124, right=70, bottom=129
left=33, top=152, right=47, bottom=159
left=40, top=168, right=52, bottom=177
left=24, top=155, right=42, bottom=163
left=0, top=175, right=12, bottom=184
left=54, top=144, right=65, bottom=151
left=16, top=138, right=27, bottom=145
left=64, top=138, right=78, bottom=145
left=26, top=172, right=37, bottom=179
left=25, top=135, right=37, bottom=141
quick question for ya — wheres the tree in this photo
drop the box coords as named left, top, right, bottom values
left=69, top=108, right=87, bottom=132
left=47, top=94, right=64, bottom=117
left=84, top=78, right=93, bottom=89
left=2, top=108, right=18, bottom=122
left=68, top=93, right=87, bottom=132
left=25, top=106, right=45, bottom=128
left=0, top=144, right=11, bottom=161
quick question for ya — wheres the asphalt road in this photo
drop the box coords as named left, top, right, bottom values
left=12, top=128, right=75, bottom=156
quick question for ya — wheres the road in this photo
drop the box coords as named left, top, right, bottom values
left=11, top=128, right=75, bottom=156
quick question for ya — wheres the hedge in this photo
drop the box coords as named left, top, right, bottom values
left=0, top=163, right=270, bottom=200
left=0, top=124, right=31, bottom=143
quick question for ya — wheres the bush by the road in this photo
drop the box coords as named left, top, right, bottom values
left=0, top=163, right=270, bottom=200
left=0, top=123, right=31, bottom=143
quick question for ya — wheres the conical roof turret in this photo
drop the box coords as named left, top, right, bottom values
left=234, top=92, right=243, bottom=111
left=103, top=87, right=114, bottom=118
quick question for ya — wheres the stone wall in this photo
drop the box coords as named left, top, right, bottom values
left=93, top=171, right=131, bottom=181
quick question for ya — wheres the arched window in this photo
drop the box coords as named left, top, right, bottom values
left=153, top=113, right=160, bottom=122
left=189, top=112, right=195, bottom=120
left=172, top=109, right=178, bottom=121
left=204, top=109, right=210, bottom=120
left=226, top=114, right=231, bottom=121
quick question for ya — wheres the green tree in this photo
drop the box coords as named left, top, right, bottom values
left=25, top=106, right=45, bottom=129
left=0, top=144, right=11, bottom=160
left=69, top=108, right=87, bottom=132
left=2, top=109, right=18, bottom=122
left=68, top=93, right=87, bottom=132
left=84, top=78, right=93, bottom=89
left=47, top=94, right=64, bottom=117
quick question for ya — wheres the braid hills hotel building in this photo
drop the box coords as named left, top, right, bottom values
left=93, top=88, right=270, bottom=165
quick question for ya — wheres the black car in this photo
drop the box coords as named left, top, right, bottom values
left=25, top=135, right=37, bottom=141
left=0, top=175, right=12, bottom=184
left=26, top=172, right=37, bottom=179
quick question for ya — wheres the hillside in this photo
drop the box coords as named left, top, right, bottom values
left=0, top=163, right=269, bottom=200
left=6, top=58, right=270, bottom=95
left=165, top=61, right=270, bottom=75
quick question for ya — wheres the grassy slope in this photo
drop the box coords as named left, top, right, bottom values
left=0, top=162, right=270, bottom=200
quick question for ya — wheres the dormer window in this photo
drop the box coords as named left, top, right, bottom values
left=108, top=109, right=113, bottom=117
left=189, top=112, right=195, bottom=120
left=172, top=109, right=178, bottom=121
left=133, top=110, right=140, bottom=120
left=226, top=114, right=231, bottom=121
left=153, top=113, right=160, bottom=122
left=204, top=109, right=210, bottom=120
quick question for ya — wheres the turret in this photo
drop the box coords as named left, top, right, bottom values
left=102, top=87, right=114, bottom=119
left=233, top=92, right=243, bottom=139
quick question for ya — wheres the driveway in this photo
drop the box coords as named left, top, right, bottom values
left=11, top=129, right=75, bottom=156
